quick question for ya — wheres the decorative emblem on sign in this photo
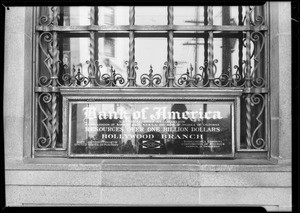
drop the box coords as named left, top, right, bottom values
left=142, top=140, right=161, bottom=149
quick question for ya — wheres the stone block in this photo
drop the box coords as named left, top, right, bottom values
left=198, top=172, right=291, bottom=187
left=4, top=117, right=24, bottom=159
left=101, top=187, right=199, bottom=205
left=5, top=170, right=102, bottom=186
left=101, top=171, right=200, bottom=186
left=277, top=2, right=291, bottom=34
left=199, top=187, right=291, bottom=206
left=6, top=185, right=101, bottom=206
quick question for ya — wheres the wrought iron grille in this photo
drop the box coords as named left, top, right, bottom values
left=34, top=5, right=269, bottom=156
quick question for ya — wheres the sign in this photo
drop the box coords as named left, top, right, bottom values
left=67, top=100, right=236, bottom=158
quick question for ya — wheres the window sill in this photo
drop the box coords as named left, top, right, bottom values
left=5, top=157, right=291, bottom=172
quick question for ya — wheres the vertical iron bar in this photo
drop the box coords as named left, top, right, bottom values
left=245, top=6, right=252, bottom=149
left=238, top=6, right=243, bottom=79
left=167, top=6, right=174, bottom=87
left=194, top=7, right=199, bottom=73
left=33, top=7, right=38, bottom=156
left=51, top=6, right=59, bottom=148
left=89, top=6, right=96, bottom=86
left=204, top=6, right=208, bottom=85
left=207, top=6, right=214, bottom=87
left=94, top=7, right=99, bottom=62
left=129, top=6, right=136, bottom=86
left=222, top=6, right=231, bottom=77
left=265, top=3, right=270, bottom=154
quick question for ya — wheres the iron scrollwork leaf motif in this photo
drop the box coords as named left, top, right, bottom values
left=199, top=61, right=209, bottom=87
left=102, top=66, right=125, bottom=87
left=177, top=64, right=204, bottom=87
left=62, top=64, right=90, bottom=87
left=213, top=65, right=244, bottom=87
left=140, top=65, right=162, bottom=87
left=39, top=7, right=54, bottom=26
left=250, top=93, right=266, bottom=149
left=37, top=93, right=52, bottom=148
left=250, top=31, right=266, bottom=88
left=163, top=61, right=178, bottom=87
left=38, top=32, right=53, bottom=87
left=86, top=60, right=103, bottom=87
left=129, top=61, right=138, bottom=87
left=249, top=6, right=265, bottom=27
left=38, top=31, right=62, bottom=87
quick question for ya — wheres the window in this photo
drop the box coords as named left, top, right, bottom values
left=34, top=5, right=268, bottom=158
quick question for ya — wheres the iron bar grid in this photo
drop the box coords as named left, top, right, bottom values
left=35, top=5, right=269, bottom=153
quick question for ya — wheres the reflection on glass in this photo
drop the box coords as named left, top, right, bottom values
left=213, top=6, right=244, bottom=25
left=58, top=6, right=129, bottom=26
left=59, top=36, right=128, bottom=86
left=97, top=6, right=129, bottom=25
left=135, top=6, right=167, bottom=25
left=70, top=102, right=233, bottom=156
left=174, top=6, right=205, bottom=25
left=59, top=37, right=90, bottom=80
left=62, top=7, right=90, bottom=26
left=174, top=37, right=205, bottom=79
left=97, top=36, right=129, bottom=77
left=213, top=37, right=240, bottom=78
left=135, top=37, right=167, bottom=82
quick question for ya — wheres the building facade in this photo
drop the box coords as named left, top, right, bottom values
left=4, top=2, right=292, bottom=211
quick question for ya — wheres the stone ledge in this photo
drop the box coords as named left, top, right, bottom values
left=5, top=170, right=291, bottom=187
left=5, top=158, right=291, bottom=172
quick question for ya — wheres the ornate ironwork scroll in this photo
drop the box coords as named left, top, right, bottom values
left=250, top=93, right=266, bottom=149
left=39, top=7, right=54, bottom=26
left=37, top=6, right=61, bottom=149
left=37, top=93, right=52, bottom=148
left=249, top=6, right=265, bottom=27
left=250, top=31, right=266, bottom=88
left=63, top=64, right=90, bottom=86
left=177, top=64, right=204, bottom=87
left=245, top=6, right=252, bottom=149
left=213, top=65, right=243, bottom=87
left=140, top=65, right=162, bottom=87
left=101, top=65, right=125, bottom=86
left=38, top=32, right=53, bottom=87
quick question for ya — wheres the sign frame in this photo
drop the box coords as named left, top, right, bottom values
left=61, top=88, right=242, bottom=159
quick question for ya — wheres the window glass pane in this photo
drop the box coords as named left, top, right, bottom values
left=135, top=6, right=167, bottom=25
left=53, top=6, right=129, bottom=26
left=98, top=6, right=129, bottom=25
left=213, top=36, right=240, bottom=78
left=174, top=6, right=205, bottom=25
left=213, top=6, right=244, bottom=25
left=97, top=36, right=129, bottom=77
left=135, top=37, right=167, bottom=84
left=174, top=37, right=205, bottom=79
left=58, top=35, right=128, bottom=86
left=61, top=7, right=91, bottom=26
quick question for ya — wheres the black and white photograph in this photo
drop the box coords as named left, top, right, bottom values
left=1, top=2, right=298, bottom=211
